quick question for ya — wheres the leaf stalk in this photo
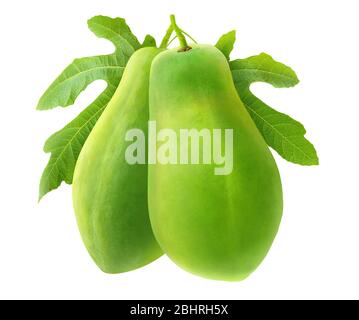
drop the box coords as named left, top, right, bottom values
left=159, top=24, right=173, bottom=48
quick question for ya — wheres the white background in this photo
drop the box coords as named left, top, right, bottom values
left=0, top=0, right=358, bottom=300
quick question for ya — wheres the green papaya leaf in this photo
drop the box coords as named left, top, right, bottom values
left=87, top=15, right=141, bottom=56
left=215, top=30, right=236, bottom=60
left=37, top=55, right=124, bottom=110
left=142, top=35, right=157, bottom=47
left=39, top=86, right=116, bottom=200
left=38, top=15, right=144, bottom=200
left=37, top=16, right=140, bottom=110
left=230, top=53, right=318, bottom=165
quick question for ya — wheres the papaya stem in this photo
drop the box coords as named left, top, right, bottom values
left=159, top=24, right=173, bottom=48
left=170, top=14, right=191, bottom=51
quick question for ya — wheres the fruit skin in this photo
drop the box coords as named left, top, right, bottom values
left=72, top=47, right=163, bottom=273
left=148, top=44, right=283, bottom=281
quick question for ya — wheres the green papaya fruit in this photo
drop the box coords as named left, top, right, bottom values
left=148, top=44, right=283, bottom=281
left=72, top=47, right=163, bottom=273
